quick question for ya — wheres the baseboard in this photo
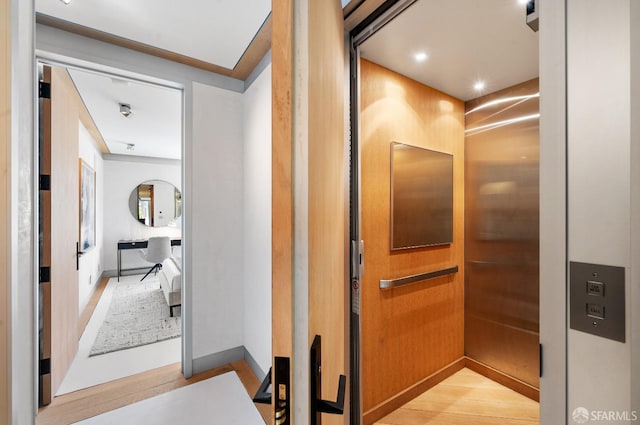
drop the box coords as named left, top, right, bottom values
left=243, top=347, right=267, bottom=380
left=362, top=357, right=466, bottom=425
left=102, top=269, right=117, bottom=278
left=464, top=357, right=540, bottom=402
left=192, top=346, right=245, bottom=375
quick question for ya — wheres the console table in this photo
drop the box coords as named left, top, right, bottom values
left=117, top=239, right=181, bottom=281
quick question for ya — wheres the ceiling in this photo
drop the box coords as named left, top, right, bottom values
left=38, top=0, right=536, bottom=160
left=69, top=68, right=182, bottom=160
left=37, top=0, right=271, bottom=160
left=35, top=0, right=271, bottom=72
left=360, top=0, right=539, bottom=101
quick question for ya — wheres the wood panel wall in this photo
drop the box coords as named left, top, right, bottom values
left=359, top=59, right=465, bottom=423
left=307, top=1, right=347, bottom=425
left=1, top=0, right=11, bottom=421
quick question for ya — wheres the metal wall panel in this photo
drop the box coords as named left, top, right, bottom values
left=464, top=78, right=540, bottom=388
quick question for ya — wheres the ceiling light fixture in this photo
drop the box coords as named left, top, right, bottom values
left=413, top=52, right=428, bottom=63
left=119, top=103, right=133, bottom=118
left=473, top=81, right=486, bottom=91
left=59, top=0, right=72, bottom=4
left=126, top=143, right=135, bottom=151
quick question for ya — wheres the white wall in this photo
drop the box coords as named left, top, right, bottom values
left=242, top=64, right=272, bottom=376
left=78, top=121, right=104, bottom=312
left=191, top=82, right=244, bottom=359
left=102, top=158, right=181, bottom=272
left=538, top=0, right=567, bottom=423
left=567, top=0, right=638, bottom=421
left=631, top=2, right=640, bottom=415
left=8, top=0, right=36, bottom=422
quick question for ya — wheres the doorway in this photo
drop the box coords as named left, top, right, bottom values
left=36, top=59, right=186, bottom=406
left=349, top=1, right=541, bottom=423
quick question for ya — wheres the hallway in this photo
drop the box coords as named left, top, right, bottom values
left=375, top=368, right=539, bottom=425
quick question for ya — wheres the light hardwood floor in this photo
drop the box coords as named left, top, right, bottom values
left=375, top=368, right=539, bottom=425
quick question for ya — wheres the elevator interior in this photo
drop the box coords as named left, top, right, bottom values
left=352, top=0, right=540, bottom=422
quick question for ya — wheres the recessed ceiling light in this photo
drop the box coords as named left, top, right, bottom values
left=59, top=0, right=72, bottom=4
left=474, top=81, right=486, bottom=91
left=413, top=52, right=428, bottom=63
left=518, top=0, right=529, bottom=4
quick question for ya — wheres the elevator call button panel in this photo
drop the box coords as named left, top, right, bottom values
left=570, top=261, right=625, bottom=342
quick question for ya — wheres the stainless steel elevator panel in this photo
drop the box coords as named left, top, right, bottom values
left=464, top=78, right=540, bottom=388
left=570, top=261, right=625, bottom=342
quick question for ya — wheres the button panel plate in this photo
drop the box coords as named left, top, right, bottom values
left=570, top=261, right=625, bottom=342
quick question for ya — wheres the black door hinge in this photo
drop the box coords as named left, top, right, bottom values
left=39, top=358, right=51, bottom=376
left=39, top=82, right=51, bottom=99
left=539, top=343, right=543, bottom=377
left=39, top=266, right=50, bottom=283
left=39, top=174, right=51, bottom=191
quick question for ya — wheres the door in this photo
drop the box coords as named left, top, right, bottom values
left=271, top=0, right=348, bottom=424
left=39, top=65, right=80, bottom=405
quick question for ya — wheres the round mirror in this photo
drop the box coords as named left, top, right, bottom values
left=128, top=180, right=182, bottom=227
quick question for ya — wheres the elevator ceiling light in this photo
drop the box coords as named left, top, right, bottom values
left=413, top=52, right=428, bottom=63
left=473, top=81, right=486, bottom=91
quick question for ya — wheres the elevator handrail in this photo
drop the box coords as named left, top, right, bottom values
left=379, top=265, right=459, bottom=289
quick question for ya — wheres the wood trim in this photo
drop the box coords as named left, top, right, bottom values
left=271, top=0, right=293, bottom=366
left=74, top=85, right=110, bottom=154
left=232, top=16, right=272, bottom=81
left=77, top=276, right=109, bottom=338
left=464, top=357, right=540, bottom=402
left=0, top=0, right=9, bottom=418
left=231, top=360, right=271, bottom=424
left=306, top=1, right=348, bottom=425
left=271, top=0, right=293, bottom=423
left=36, top=13, right=271, bottom=82
left=362, top=357, right=465, bottom=425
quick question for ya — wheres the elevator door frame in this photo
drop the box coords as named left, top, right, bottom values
left=347, top=1, right=568, bottom=424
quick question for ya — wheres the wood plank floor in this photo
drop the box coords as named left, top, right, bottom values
left=375, top=368, right=539, bottom=425
left=36, top=360, right=270, bottom=425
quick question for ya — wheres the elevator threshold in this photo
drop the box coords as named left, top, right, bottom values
left=374, top=368, right=539, bottom=425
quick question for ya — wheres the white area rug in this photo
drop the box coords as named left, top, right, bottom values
left=73, top=372, right=264, bottom=425
left=57, top=275, right=181, bottom=396
left=90, top=277, right=180, bottom=356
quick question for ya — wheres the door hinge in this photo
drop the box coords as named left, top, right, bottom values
left=539, top=343, right=543, bottom=377
left=39, top=174, right=51, bottom=191
left=39, top=358, right=51, bottom=376
left=39, top=266, right=50, bottom=283
left=39, top=81, right=51, bottom=99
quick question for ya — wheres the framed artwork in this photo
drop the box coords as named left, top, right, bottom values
left=79, top=159, right=96, bottom=251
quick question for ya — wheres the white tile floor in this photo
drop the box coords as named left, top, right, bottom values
left=57, top=274, right=182, bottom=395
left=73, top=371, right=264, bottom=425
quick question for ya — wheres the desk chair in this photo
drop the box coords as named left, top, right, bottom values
left=140, top=236, right=172, bottom=281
